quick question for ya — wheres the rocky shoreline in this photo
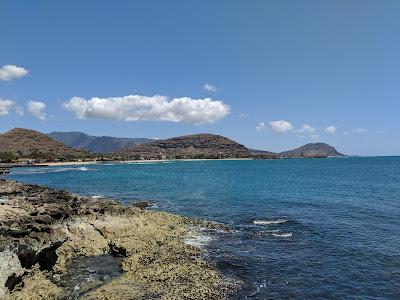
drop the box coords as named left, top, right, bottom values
left=0, top=179, right=238, bottom=299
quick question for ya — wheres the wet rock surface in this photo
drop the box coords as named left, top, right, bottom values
left=0, top=179, right=238, bottom=299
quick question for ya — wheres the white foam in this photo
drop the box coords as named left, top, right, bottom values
left=91, top=195, right=102, bottom=199
left=79, top=167, right=89, bottom=171
left=184, top=234, right=213, bottom=247
left=271, top=232, right=293, bottom=238
left=184, top=228, right=214, bottom=248
left=253, top=219, right=289, bottom=225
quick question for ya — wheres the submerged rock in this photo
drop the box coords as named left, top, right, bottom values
left=0, top=179, right=236, bottom=299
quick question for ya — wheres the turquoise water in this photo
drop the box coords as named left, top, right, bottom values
left=8, top=157, right=400, bottom=299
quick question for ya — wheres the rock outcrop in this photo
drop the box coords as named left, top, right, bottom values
left=0, top=179, right=237, bottom=299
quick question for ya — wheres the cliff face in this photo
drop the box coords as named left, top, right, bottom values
left=279, top=143, right=344, bottom=158
left=48, top=131, right=153, bottom=154
left=0, top=128, right=89, bottom=160
left=118, top=134, right=252, bottom=159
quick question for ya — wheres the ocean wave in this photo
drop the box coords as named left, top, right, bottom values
left=253, top=219, right=289, bottom=225
left=184, top=227, right=214, bottom=248
left=271, top=232, right=293, bottom=238
left=256, top=230, right=293, bottom=238
left=184, top=234, right=213, bottom=247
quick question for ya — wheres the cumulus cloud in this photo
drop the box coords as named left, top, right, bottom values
left=203, top=83, right=217, bottom=92
left=239, top=113, right=250, bottom=118
left=27, top=101, right=47, bottom=121
left=63, top=95, right=229, bottom=125
left=325, top=125, right=338, bottom=135
left=0, top=65, right=29, bottom=81
left=269, top=120, right=293, bottom=134
left=0, top=99, right=15, bottom=115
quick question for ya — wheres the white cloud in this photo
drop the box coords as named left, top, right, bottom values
left=311, top=134, right=319, bottom=139
left=354, top=128, right=368, bottom=134
left=325, top=125, right=338, bottom=135
left=376, top=130, right=384, bottom=134
left=203, top=83, right=217, bottom=92
left=256, top=122, right=266, bottom=131
left=0, top=65, right=29, bottom=81
left=27, top=101, right=47, bottom=121
left=63, top=94, right=229, bottom=125
left=296, top=124, right=316, bottom=134
left=0, top=99, right=15, bottom=115
left=15, top=106, right=24, bottom=116
left=269, top=120, right=293, bottom=134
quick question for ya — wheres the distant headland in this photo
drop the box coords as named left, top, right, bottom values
left=0, top=128, right=344, bottom=165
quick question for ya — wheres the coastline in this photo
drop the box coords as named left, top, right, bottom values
left=33, top=157, right=253, bottom=167
left=0, top=179, right=238, bottom=299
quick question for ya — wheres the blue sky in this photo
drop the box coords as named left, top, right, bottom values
left=0, top=1, right=399, bottom=156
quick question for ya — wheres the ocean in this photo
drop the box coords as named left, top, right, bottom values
left=8, top=157, right=400, bottom=299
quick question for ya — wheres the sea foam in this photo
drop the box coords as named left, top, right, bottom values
left=253, top=219, right=289, bottom=225
left=271, top=232, right=293, bottom=238
left=184, top=227, right=214, bottom=248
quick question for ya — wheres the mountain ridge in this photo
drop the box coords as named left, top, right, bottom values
left=1, top=128, right=345, bottom=161
left=48, top=131, right=153, bottom=153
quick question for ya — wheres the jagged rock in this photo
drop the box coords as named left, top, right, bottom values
left=0, top=180, right=238, bottom=299
left=0, top=250, right=24, bottom=298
